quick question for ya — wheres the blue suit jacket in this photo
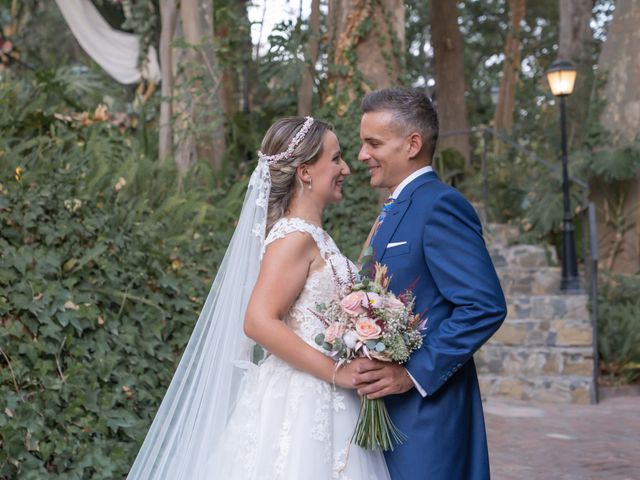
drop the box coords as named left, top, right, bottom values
left=371, top=171, right=506, bottom=480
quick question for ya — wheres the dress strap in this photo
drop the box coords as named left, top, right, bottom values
left=264, top=217, right=339, bottom=259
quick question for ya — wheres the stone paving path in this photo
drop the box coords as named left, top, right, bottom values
left=485, top=396, right=640, bottom=479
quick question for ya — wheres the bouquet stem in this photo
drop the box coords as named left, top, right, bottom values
left=352, top=396, right=407, bottom=451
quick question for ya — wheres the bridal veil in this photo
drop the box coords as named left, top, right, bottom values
left=127, top=159, right=270, bottom=479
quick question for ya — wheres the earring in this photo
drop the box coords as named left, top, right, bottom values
left=308, top=178, right=312, bottom=190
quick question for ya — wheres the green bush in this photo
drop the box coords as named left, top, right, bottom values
left=0, top=76, right=247, bottom=478
left=597, top=274, right=640, bottom=385
left=0, top=70, right=382, bottom=478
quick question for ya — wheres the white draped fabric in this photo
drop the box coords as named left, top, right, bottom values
left=55, top=0, right=161, bottom=84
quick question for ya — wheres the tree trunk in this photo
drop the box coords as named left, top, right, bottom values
left=216, top=25, right=238, bottom=119
left=328, top=0, right=405, bottom=110
left=559, top=0, right=593, bottom=63
left=594, top=0, right=640, bottom=273
left=158, top=0, right=177, bottom=165
left=559, top=0, right=595, bottom=147
left=429, top=0, right=470, bottom=168
left=215, top=0, right=252, bottom=118
left=298, top=0, right=321, bottom=116
left=598, top=0, right=640, bottom=144
left=493, top=0, right=526, bottom=134
left=174, top=0, right=225, bottom=173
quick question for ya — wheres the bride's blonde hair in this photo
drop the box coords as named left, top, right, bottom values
left=259, top=117, right=331, bottom=232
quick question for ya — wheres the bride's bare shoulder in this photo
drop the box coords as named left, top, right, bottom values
left=262, top=230, right=318, bottom=271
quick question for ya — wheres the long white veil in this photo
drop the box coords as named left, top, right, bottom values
left=127, top=159, right=271, bottom=479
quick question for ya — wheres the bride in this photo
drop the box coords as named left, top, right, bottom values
left=128, top=116, right=390, bottom=479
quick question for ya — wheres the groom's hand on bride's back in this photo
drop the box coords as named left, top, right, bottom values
left=351, top=358, right=414, bottom=399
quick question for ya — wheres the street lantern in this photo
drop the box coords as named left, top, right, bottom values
left=547, top=59, right=581, bottom=292
left=546, top=60, right=577, bottom=97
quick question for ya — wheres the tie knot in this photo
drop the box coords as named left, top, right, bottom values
left=383, top=197, right=396, bottom=211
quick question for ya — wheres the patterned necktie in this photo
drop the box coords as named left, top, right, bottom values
left=371, top=197, right=396, bottom=243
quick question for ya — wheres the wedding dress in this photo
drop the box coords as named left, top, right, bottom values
left=127, top=121, right=390, bottom=479
left=210, top=217, right=390, bottom=480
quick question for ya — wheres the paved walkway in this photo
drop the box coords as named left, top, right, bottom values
left=485, top=396, right=640, bottom=479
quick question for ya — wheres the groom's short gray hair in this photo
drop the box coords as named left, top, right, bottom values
left=361, top=87, right=439, bottom=160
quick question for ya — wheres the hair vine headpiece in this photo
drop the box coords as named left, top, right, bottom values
left=258, top=116, right=314, bottom=166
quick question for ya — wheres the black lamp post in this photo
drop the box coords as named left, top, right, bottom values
left=546, top=59, right=581, bottom=292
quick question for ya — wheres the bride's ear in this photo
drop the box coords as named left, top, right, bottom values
left=296, top=164, right=312, bottom=185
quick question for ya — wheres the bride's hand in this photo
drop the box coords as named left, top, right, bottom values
left=332, top=362, right=360, bottom=390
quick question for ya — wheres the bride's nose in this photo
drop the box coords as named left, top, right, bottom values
left=341, top=159, right=351, bottom=176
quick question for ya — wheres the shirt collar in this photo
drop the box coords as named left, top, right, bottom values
left=389, top=165, right=434, bottom=199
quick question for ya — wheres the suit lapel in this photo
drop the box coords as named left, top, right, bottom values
left=372, top=171, right=438, bottom=262
left=372, top=198, right=411, bottom=262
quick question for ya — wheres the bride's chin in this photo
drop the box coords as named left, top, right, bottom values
left=330, top=192, right=343, bottom=203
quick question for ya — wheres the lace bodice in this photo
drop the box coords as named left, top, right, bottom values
left=264, top=218, right=357, bottom=349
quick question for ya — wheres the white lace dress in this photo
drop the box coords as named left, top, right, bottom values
left=210, top=218, right=391, bottom=480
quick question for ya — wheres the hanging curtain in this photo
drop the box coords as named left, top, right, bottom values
left=55, top=0, right=161, bottom=84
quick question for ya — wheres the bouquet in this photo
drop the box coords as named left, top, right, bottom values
left=314, top=261, right=426, bottom=451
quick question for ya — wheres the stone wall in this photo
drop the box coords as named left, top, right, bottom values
left=476, top=224, right=596, bottom=404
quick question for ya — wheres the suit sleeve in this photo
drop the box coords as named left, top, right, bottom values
left=405, top=190, right=507, bottom=396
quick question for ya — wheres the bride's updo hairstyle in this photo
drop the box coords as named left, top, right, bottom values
left=259, top=116, right=331, bottom=232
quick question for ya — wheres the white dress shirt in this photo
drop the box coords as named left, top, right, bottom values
left=389, top=165, right=433, bottom=200
left=388, top=165, right=433, bottom=397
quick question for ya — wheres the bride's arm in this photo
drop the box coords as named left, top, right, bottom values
left=244, top=232, right=355, bottom=389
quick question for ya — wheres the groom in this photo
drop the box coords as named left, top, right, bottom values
left=352, top=87, right=507, bottom=479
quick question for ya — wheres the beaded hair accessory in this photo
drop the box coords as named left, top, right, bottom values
left=257, top=116, right=314, bottom=166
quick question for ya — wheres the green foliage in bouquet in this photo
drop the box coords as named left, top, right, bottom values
left=0, top=75, right=247, bottom=478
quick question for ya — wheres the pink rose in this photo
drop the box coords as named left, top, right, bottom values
left=355, top=318, right=382, bottom=341
left=385, top=295, right=406, bottom=310
left=341, top=291, right=368, bottom=315
left=325, top=322, right=345, bottom=343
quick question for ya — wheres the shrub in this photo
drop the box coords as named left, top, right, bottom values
left=597, top=273, right=640, bottom=385
left=0, top=77, right=246, bottom=478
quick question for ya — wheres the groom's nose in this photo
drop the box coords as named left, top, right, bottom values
left=357, top=145, right=370, bottom=162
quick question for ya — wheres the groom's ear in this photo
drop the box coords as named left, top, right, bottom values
left=407, top=132, right=423, bottom=159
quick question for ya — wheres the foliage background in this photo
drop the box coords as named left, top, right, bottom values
left=0, top=0, right=638, bottom=478
left=0, top=73, right=250, bottom=478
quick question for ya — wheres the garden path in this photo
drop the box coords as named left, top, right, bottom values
left=486, top=396, right=640, bottom=479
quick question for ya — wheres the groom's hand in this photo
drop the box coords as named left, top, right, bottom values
left=351, top=358, right=414, bottom=399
